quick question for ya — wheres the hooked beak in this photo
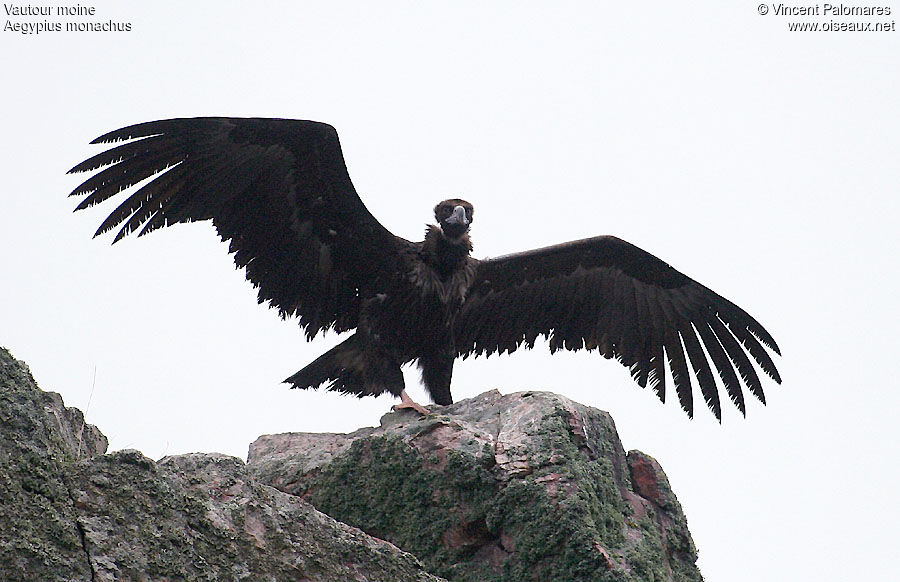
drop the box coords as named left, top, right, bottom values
left=445, top=205, right=469, bottom=226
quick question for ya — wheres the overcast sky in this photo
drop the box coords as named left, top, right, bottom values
left=2, top=2, right=898, bottom=580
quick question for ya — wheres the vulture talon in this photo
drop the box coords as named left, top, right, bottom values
left=392, top=390, right=430, bottom=416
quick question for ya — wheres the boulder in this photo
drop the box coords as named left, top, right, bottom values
left=249, top=390, right=703, bottom=581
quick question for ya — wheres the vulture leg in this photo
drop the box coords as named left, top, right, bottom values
left=418, top=352, right=455, bottom=406
left=392, top=390, right=430, bottom=415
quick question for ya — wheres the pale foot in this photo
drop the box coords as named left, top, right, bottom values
left=391, top=389, right=430, bottom=415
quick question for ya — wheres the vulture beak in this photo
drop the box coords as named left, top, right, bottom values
left=446, top=205, right=469, bottom=226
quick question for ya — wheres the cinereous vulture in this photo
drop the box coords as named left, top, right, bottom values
left=68, top=118, right=781, bottom=419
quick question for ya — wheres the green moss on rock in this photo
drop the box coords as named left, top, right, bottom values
left=306, top=436, right=498, bottom=580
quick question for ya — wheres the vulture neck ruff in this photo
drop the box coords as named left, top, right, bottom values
left=409, top=225, right=476, bottom=304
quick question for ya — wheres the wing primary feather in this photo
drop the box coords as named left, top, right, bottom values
left=709, top=316, right=766, bottom=405
left=629, top=279, right=656, bottom=388
left=615, top=274, right=641, bottom=369
left=680, top=325, right=721, bottom=420
left=696, top=317, right=745, bottom=415
left=137, top=189, right=188, bottom=237
left=723, top=318, right=782, bottom=384
left=648, top=342, right=666, bottom=403
left=663, top=330, right=693, bottom=418
left=94, top=164, right=186, bottom=239
left=72, top=151, right=183, bottom=209
left=116, top=176, right=188, bottom=242
left=717, top=300, right=781, bottom=356
left=642, top=285, right=668, bottom=401
left=68, top=135, right=181, bottom=177
left=88, top=117, right=215, bottom=145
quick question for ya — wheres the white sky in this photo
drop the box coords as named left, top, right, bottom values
left=2, top=2, right=898, bottom=580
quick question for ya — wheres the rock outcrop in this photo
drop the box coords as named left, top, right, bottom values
left=1, top=344, right=702, bottom=581
left=0, top=347, right=443, bottom=582
left=249, top=390, right=703, bottom=581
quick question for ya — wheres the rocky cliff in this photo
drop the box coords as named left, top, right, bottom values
left=0, top=347, right=442, bottom=582
left=0, top=345, right=702, bottom=581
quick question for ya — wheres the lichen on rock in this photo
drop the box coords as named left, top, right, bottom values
left=0, top=347, right=105, bottom=580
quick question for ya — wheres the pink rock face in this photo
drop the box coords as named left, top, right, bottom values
left=629, top=453, right=667, bottom=507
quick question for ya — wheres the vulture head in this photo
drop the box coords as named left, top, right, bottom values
left=434, top=199, right=474, bottom=241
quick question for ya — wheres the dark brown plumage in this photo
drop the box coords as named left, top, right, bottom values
left=68, top=117, right=781, bottom=419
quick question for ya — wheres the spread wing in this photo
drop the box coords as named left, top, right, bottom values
left=456, top=236, right=781, bottom=419
left=68, top=117, right=408, bottom=338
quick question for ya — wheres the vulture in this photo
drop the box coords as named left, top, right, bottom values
left=68, top=117, right=781, bottom=419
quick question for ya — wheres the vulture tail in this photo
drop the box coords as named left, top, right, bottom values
left=284, top=333, right=404, bottom=398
